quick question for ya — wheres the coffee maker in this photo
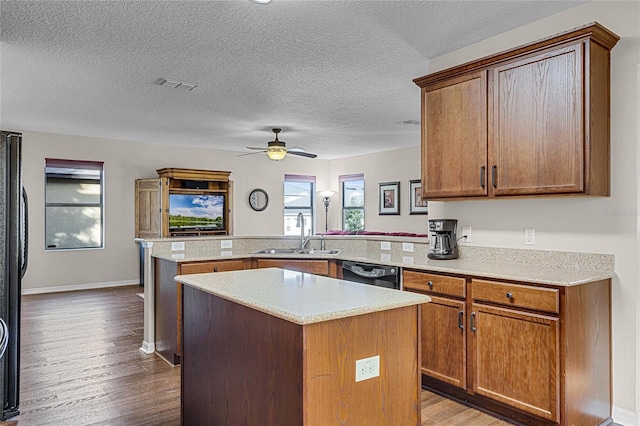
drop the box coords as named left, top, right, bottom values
left=428, top=219, right=459, bottom=260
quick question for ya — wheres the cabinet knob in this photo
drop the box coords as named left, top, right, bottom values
left=506, top=292, right=513, bottom=299
left=214, top=267, right=218, bottom=272
left=427, top=281, right=433, bottom=288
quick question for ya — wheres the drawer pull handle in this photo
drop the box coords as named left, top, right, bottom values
left=214, top=267, right=218, bottom=272
left=427, top=281, right=433, bottom=288
left=480, top=166, right=486, bottom=188
left=458, top=311, right=464, bottom=330
left=470, top=312, right=477, bottom=332
left=506, top=292, right=513, bottom=299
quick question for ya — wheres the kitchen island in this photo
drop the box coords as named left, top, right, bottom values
left=175, top=267, right=431, bottom=426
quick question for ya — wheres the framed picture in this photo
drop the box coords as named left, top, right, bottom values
left=409, top=179, right=428, bottom=215
left=378, top=181, right=400, bottom=215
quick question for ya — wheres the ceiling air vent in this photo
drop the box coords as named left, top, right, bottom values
left=157, top=78, right=198, bottom=91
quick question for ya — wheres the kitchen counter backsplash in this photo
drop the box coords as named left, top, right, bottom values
left=144, top=235, right=613, bottom=273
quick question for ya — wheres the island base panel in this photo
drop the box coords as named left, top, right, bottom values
left=181, top=285, right=421, bottom=425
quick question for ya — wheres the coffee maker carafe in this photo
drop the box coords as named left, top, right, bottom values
left=428, top=219, right=459, bottom=260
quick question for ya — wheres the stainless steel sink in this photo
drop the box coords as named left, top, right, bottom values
left=296, top=249, right=342, bottom=255
left=251, top=248, right=342, bottom=255
left=252, top=248, right=301, bottom=254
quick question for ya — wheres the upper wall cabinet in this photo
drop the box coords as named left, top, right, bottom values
left=414, top=23, right=619, bottom=200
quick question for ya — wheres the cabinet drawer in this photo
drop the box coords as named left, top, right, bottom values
left=256, top=259, right=330, bottom=276
left=471, top=279, right=559, bottom=314
left=180, top=260, right=245, bottom=275
left=403, top=270, right=466, bottom=298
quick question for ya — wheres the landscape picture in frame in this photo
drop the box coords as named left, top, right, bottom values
left=379, top=181, right=400, bottom=215
left=409, top=179, right=428, bottom=214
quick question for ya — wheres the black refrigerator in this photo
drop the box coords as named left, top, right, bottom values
left=0, top=131, right=27, bottom=420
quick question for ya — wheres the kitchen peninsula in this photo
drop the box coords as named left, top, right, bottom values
left=175, top=268, right=430, bottom=425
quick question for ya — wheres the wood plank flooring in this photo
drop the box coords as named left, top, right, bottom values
left=4, top=285, right=512, bottom=425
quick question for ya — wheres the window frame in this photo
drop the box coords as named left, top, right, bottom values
left=44, top=158, right=105, bottom=251
left=340, top=173, right=365, bottom=231
left=283, top=174, right=316, bottom=236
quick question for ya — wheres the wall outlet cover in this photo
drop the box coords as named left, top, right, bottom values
left=171, top=241, right=185, bottom=251
left=524, top=228, right=535, bottom=245
left=220, top=240, right=233, bottom=249
left=461, top=227, right=472, bottom=243
left=355, top=355, right=380, bottom=382
left=402, top=242, right=414, bottom=252
left=380, top=241, right=391, bottom=251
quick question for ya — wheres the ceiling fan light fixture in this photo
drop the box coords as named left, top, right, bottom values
left=267, top=149, right=287, bottom=161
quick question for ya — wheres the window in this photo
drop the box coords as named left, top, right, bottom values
left=340, top=174, right=364, bottom=231
left=284, top=174, right=315, bottom=236
left=45, top=158, right=104, bottom=250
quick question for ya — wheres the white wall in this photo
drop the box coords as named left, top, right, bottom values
left=422, top=1, right=639, bottom=422
left=327, top=146, right=427, bottom=233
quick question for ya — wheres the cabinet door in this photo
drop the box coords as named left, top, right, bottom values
left=255, top=259, right=330, bottom=276
left=180, top=259, right=246, bottom=274
left=419, top=295, right=467, bottom=389
left=472, top=303, right=559, bottom=422
left=491, top=43, right=584, bottom=196
left=135, top=179, right=161, bottom=238
left=422, top=71, right=488, bottom=198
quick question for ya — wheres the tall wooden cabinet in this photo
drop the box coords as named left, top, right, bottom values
left=135, top=168, right=233, bottom=238
left=414, top=23, right=619, bottom=200
left=403, top=269, right=611, bottom=426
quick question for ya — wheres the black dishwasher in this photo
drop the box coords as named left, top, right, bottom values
left=341, top=261, right=400, bottom=289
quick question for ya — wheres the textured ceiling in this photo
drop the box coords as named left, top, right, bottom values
left=0, top=0, right=585, bottom=159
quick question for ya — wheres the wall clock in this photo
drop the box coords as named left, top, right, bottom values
left=249, top=188, right=268, bottom=211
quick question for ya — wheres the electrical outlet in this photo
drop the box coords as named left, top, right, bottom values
left=220, top=240, right=233, bottom=249
left=171, top=241, right=185, bottom=251
left=402, top=242, right=414, bottom=252
left=524, top=228, right=535, bottom=245
left=380, top=241, right=391, bottom=251
left=355, top=355, right=380, bottom=382
left=461, top=227, right=472, bottom=243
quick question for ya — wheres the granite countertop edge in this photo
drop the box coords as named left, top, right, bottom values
left=154, top=250, right=613, bottom=287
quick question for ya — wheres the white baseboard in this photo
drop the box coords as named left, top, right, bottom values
left=22, top=279, right=140, bottom=295
left=140, top=341, right=155, bottom=355
left=613, top=406, right=638, bottom=426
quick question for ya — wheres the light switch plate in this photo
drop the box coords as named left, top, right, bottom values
left=220, top=240, right=233, bottom=249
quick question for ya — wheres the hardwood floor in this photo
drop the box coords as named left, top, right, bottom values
left=4, top=285, right=512, bottom=425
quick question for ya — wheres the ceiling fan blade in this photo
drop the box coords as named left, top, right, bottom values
left=288, top=150, right=317, bottom=159
left=246, top=146, right=268, bottom=150
left=237, top=151, right=266, bottom=157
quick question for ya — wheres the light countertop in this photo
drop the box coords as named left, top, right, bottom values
left=157, top=248, right=614, bottom=287
left=175, top=268, right=431, bottom=325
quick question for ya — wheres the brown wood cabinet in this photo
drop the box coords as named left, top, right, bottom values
left=135, top=168, right=233, bottom=238
left=403, top=269, right=611, bottom=426
left=155, top=258, right=249, bottom=365
left=414, top=23, right=619, bottom=200
left=403, top=270, right=467, bottom=388
left=254, top=258, right=340, bottom=277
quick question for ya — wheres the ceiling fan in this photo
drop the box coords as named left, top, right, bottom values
left=241, top=128, right=317, bottom=161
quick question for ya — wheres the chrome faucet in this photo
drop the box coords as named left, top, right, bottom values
left=296, top=212, right=310, bottom=249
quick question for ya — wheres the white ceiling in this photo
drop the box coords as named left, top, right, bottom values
left=1, top=0, right=585, bottom=159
